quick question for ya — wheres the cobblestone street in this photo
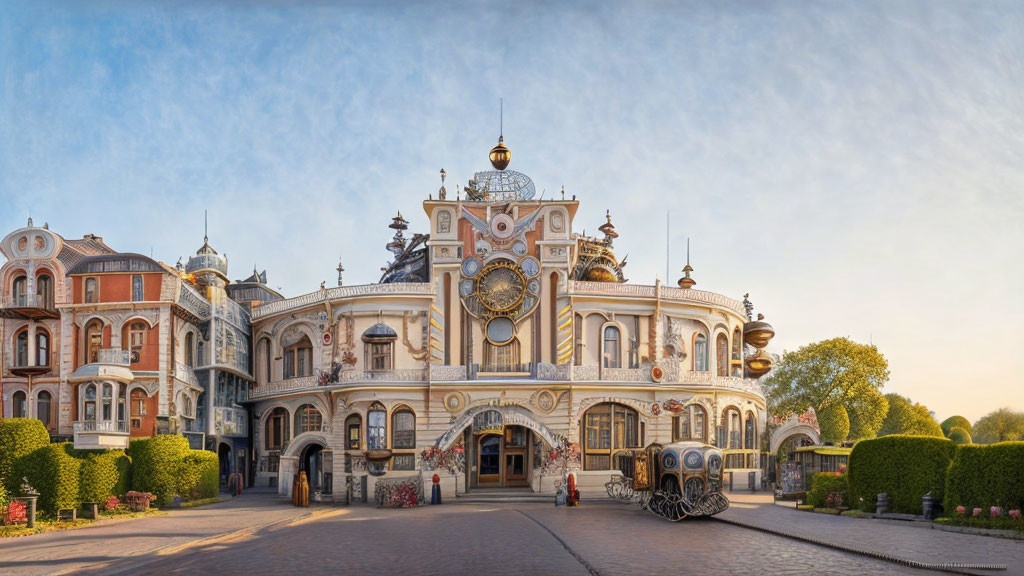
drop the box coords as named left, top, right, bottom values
left=7, top=491, right=1022, bottom=576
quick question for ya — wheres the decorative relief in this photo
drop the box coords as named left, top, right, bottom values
left=438, top=211, right=452, bottom=234
left=442, top=392, right=465, bottom=413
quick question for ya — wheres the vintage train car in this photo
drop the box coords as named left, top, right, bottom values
left=607, top=441, right=730, bottom=521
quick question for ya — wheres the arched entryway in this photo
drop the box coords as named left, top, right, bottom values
left=300, top=442, right=326, bottom=495
left=218, top=443, right=231, bottom=488
left=475, top=426, right=529, bottom=487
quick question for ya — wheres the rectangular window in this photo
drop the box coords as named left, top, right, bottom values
left=283, top=350, right=295, bottom=379
left=131, top=275, right=144, bottom=302
left=370, top=343, right=391, bottom=371
left=347, top=424, right=360, bottom=450
left=85, top=278, right=98, bottom=303
left=391, top=454, right=415, bottom=471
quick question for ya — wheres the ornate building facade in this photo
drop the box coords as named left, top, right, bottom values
left=1, top=137, right=776, bottom=499
left=246, top=137, right=777, bottom=500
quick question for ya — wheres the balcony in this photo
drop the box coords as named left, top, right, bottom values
left=249, top=369, right=429, bottom=400
left=0, top=293, right=59, bottom=320
left=68, top=349, right=134, bottom=383
left=73, top=420, right=129, bottom=450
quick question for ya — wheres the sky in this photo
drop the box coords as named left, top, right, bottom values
left=1, top=1, right=1022, bottom=422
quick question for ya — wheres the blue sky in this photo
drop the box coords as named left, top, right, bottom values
left=2, top=1, right=1022, bottom=421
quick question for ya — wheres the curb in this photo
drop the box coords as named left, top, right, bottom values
left=712, top=516, right=1008, bottom=575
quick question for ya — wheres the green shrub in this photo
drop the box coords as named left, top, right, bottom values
left=940, top=415, right=972, bottom=436
left=79, top=453, right=120, bottom=504
left=128, top=435, right=190, bottom=506
left=179, top=450, right=219, bottom=501
left=944, top=442, right=1024, bottom=514
left=818, top=403, right=850, bottom=444
left=847, top=435, right=955, bottom=514
left=807, top=472, right=849, bottom=508
left=12, top=444, right=81, bottom=516
left=0, top=418, right=50, bottom=493
left=0, top=480, right=7, bottom=510
left=948, top=427, right=972, bottom=445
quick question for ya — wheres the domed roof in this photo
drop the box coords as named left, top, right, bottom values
left=467, top=170, right=536, bottom=202
left=362, top=322, right=398, bottom=341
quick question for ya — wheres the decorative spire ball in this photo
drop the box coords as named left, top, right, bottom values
left=489, top=136, right=511, bottom=171
left=598, top=210, right=618, bottom=246
left=677, top=237, right=696, bottom=289
left=438, top=168, right=447, bottom=200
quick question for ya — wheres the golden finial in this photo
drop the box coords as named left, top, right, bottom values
left=677, top=237, right=696, bottom=289
left=489, top=98, right=511, bottom=170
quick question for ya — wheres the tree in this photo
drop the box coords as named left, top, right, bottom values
left=972, top=408, right=1024, bottom=444
left=878, top=394, right=944, bottom=437
left=763, top=337, right=890, bottom=442
left=939, top=415, right=972, bottom=437
left=818, top=403, right=850, bottom=444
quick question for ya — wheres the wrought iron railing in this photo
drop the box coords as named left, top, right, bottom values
left=95, top=348, right=131, bottom=366
left=73, top=420, right=129, bottom=433
left=5, top=293, right=55, bottom=310
left=249, top=369, right=430, bottom=399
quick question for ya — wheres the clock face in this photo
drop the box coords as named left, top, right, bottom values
left=476, top=262, right=527, bottom=312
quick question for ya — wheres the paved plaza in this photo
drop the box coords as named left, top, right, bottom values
left=1, top=492, right=1022, bottom=576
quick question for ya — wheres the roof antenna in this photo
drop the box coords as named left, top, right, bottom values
left=204, top=210, right=209, bottom=244
left=499, top=97, right=503, bottom=141
left=665, top=211, right=670, bottom=284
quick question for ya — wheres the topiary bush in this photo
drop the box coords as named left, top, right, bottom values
left=12, top=444, right=81, bottom=516
left=945, top=442, right=1024, bottom=514
left=179, top=450, right=219, bottom=501
left=948, top=427, right=972, bottom=445
left=0, top=418, right=51, bottom=493
left=79, top=453, right=120, bottom=504
left=940, top=415, right=972, bottom=436
left=847, top=435, right=955, bottom=514
left=806, top=472, right=849, bottom=508
left=128, top=435, right=190, bottom=506
left=0, top=479, right=8, bottom=511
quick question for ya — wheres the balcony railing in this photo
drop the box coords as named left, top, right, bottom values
left=95, top=349, right=131, bottom=366
left=5, top=293, right=55, bottom=310
left=73, top=420, right=129, bottom=434
left=249, top=369, right=429, bottom=399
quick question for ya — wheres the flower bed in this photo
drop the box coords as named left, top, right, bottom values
left=374, top=477, right=423, bottom=508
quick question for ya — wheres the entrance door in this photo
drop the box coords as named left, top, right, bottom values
left=301, top=444, right=324, bottom=493
left=478, top=435, right=501, bottom=484
left=503, top=426, right=528, bottom=487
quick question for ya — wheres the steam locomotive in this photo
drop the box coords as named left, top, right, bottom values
left=605, top=441, right=730, bottom=521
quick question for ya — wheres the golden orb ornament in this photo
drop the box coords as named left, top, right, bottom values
left=489, top=136, right=511, bottom=171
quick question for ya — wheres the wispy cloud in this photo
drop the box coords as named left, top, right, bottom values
left=1, top=1, right=1022, bottom=420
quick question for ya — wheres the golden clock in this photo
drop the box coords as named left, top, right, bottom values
left=476, top=261, right=527, bottom=313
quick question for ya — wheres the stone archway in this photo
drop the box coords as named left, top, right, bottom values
left=434, top=404, right=562, bottom=450
left=278, top=432, right=330, bottom=496
left=770, top=423, right=821, bottom=455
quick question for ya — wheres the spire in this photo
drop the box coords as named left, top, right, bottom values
left=677, top=237, right=696, bottom=289
left=336, top=258, right=345, bottom=287
left=489, top=98, right=511, bottom=170
left=438, top=168, right=447, bottom=200
left=598, top=210, right=618, bottom=247
left=204, top=210, right=208, bottom=244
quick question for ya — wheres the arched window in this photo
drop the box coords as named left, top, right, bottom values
left=36, top=330, right=49, bottom=367
left=14, top=329, right=28, bottom=366
left=693, top=333, right=709, bottom=372
left=183, top=395, right=193, bottom=418
left=482, top=338, right=520, bottom=373
left=130, top=389, right=147, bottom=430
left=283, top=334, right=313, bottom=379
left=258, top=338, right=272, bottom=383
left=102, top=383, right=114, bottom=421
left=37, top=390, right=52, bottom=428
left=36, top=274, right=52, bottom=308
left=391, top=408, right=415, bottom=449
left=184, top=332, right=195, bottom=368
left=716, top=333, right=729, bottom=376
left=672, top=404, right=708, bottom=442
left=131, top=275, right=144, bottom=301
left=84, top=277, right=98, bottom=303
left=85, top=320, right=103, bottom=364
left=83, top=384, right=97, bottom=421
left=602, top=325, right=620, bottom=369
left=294, top=404, right=323, bottom=435
left=582, top=403, right=640, bottom=471
left=345, top=413, right=362, bottom=450
left=12, top=390, right=26, bottom=418
left=718, top=407, right=741, bottom=449
left=12, top=275, right=27, bottom=304
left=744, top=411, right=756, bottom=449
left=732, top=328, right=742, bottom=361
left=367, top=402, right=387, bottom=450
left=265, top=407, right=289, bottom=450
left=391, top=407, right=416, bottom=470
left=128, top=322, right=146, bottom=363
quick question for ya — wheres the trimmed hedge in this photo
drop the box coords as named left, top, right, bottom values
left=944, top=442, right=1024, bottom=514
left=807, top=472, right=849, bottom=508
left=12, top=444, right=81, bottom=516
left=0, top=418, right=50, bottom=493
left=940, top=415, right=972, bottom=436
left=79, top=452, right=124, bottom=504
left=128, top=435, right=191, bottom=506
left=848, top=435, right=955, bottom=514
left=948, top=427, right=972, bottom=445
left=179, top=450, right=219, bottom=501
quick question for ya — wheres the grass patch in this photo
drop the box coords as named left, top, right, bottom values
left=840, top=510, right=873, bottom=518
left=0, top=518, right=97, bottom=538
left=173, top=496, right=220, bottom=509
left=796, top=504, right=814, bottom=510
left=935, top=516, right=1024, bottom=533
left=812, top=507, right=844, bottom=515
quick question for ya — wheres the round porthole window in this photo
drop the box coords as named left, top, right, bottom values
left=485, top=317, right=516, bottom=345
left=683, top=450, right=703, bottom=470
left=661, top=451, right=678, bottom=470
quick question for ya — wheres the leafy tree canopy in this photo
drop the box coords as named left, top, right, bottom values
left=818, top=403, right=850, bottom=444
left=972, top=408, right=1024, bottom=444
left=878, top=394, right=944, bottom=437
left=763, top=337, right=890, bottom=441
